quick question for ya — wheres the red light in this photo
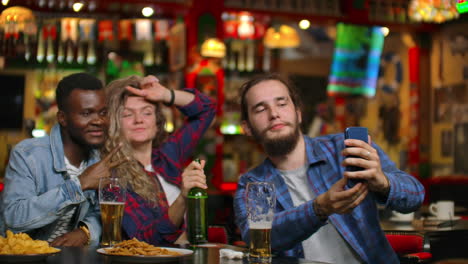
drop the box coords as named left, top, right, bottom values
left=219, top=182, right=237, bottom=191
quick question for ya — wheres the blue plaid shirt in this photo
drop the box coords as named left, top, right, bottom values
left=234, top=134, right=425, bottom=263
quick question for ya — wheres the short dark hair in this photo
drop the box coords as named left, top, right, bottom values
left=56, top=73, right=103, bottom=111
left=239, top=73, right=302, bottom=121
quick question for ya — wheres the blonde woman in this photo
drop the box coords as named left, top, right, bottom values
left=102, top=75, right=216, bottom=245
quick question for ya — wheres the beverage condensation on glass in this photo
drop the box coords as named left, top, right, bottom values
left=99, top=177, right=126, bottom=247
left=246, top=182, right=276, bottom=263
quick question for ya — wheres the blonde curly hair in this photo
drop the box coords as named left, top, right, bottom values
left=102, top=75, right=168, bottom=206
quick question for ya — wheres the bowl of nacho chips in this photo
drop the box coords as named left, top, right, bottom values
left=0, top=230, right=61, bottom=263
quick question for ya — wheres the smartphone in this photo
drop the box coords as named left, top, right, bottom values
left=344, top=127, right=369, bottom=187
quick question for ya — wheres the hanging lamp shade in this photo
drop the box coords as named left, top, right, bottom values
left=408, top=0, right=459, bottom=23
left=0, top=6, right=35, bottom=29
left=201, top=38, right=226, bottom=58
left=263, top=24, right=300, bottom=49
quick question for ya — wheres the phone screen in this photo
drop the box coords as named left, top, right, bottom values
left=345, top=127, right=368, bottom=144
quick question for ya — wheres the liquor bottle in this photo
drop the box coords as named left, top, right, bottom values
left=187, top=159, right=208, bottom=244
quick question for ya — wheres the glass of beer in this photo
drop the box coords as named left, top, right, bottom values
left=99, top=177, right=126, bottom=247
left=246, top=182, right=276, bottom=263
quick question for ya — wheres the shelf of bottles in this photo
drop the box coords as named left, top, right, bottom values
left=220, top=11, right=269, bottom=74
left=0, top=9, right=175, bottom=71
left=368, top=0, right=410, bottom=23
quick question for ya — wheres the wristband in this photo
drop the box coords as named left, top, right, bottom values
left=164, top=89, right=175, bottom=106
left=79, top=225, right=91, bottom=245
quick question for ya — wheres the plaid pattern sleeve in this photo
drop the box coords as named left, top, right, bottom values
left=234, top=134, right=425, bottom=263
left=152, top=88, right=216, bottom=186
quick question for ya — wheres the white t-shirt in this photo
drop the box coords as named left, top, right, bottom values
left=48, top=156, right=85, bottom=242
left=145, top=164, right=181, bottom=205
left=279, top=165, right=362, bottom=263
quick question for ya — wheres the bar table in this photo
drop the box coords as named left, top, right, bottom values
left=26, top=244, right=329, bottom=264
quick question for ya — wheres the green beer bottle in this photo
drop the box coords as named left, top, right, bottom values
left=187, top=159, right=208, bottom=244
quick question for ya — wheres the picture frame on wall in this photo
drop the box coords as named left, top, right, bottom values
left=434, top=86, right=452, bottom=123
left=431, top=123, right=453, bottom=165
left=168, top=23, right=186, bottom=72
left=434, top=83, right=468, bottom=123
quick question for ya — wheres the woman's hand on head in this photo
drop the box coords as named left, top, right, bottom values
left=181, top=159, right=207, bottom=197
left=125, top=75, right=172, bottom=103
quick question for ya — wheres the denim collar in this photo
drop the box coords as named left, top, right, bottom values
left=50, top=124, right=67, bottom=173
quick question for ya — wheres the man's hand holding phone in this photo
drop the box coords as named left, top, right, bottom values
left=342, top=127, right=390, bottom=196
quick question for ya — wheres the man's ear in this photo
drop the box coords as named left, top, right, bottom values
left=57, top=110, right=67, bottom=127
left=297, top=109, right=302, bottom=124
left=241, top=120, right=252, bottom=136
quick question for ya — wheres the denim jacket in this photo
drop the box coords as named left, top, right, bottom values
left=1, top=124, right=101, bottom=246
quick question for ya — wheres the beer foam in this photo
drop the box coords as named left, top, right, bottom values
left=249, top=221, right=272, bottom=229
left=100, top=201, right=125, bottom=205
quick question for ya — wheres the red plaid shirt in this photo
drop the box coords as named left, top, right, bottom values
left=122, top=88, right=216, bottom=245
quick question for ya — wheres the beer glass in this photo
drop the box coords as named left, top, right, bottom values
left=246, top=182, right=276, bottom=263
left=99, top=177, right=126, bottom=247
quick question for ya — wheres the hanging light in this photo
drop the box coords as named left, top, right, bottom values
left=201, top=38, right=226, bottom=58
left=298, top=19, right=310, bottom=30
left=72, top=2, right=84, bottom=12
left=88, top=0, right=97, bottom=11
left=142, top=7, right=154, bottom=17
left=2, top=0, right=9, bottom=6
left=0, top=6, right=35, bottom=23
left=408, top=0, right=459, bottom=23
left=381, top=27, right=390, bottom=37
left=0, top=6, right=35, bottom=31
left=263, top=24, right=300, bottom=49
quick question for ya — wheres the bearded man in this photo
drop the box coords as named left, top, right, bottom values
left=233, top=73, right=425, bottom=264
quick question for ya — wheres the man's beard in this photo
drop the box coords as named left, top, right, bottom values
left=249, top=121, right=301, bottom=157
left=68, top=130, right=105, bottom=150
